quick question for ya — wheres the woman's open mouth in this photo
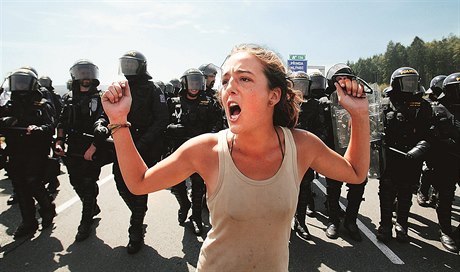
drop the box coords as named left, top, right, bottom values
left=228, top=102, right=241, bottom=122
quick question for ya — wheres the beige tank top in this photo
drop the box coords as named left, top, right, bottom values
left=197, top=127, right=299, bottom=272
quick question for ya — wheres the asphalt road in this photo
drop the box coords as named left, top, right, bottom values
left=0, top=164, right=459, bottom=271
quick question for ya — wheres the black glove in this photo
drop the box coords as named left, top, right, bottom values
left=166, top=124, right=186, bottom=137
left=406, top=140, right=430, bottom=160
left=94, top=125, right=110, bottom=138
left=0, top=116, right=18, bottom=128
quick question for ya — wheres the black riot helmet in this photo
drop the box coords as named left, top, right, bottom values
left=426, top=75, right=447, bottom=97
left=325, top=63, right=357, bottom=96
left=308, top=71, right=327, bottom=99
left=20, top=66, right=38, bottom=77
left=180, top=68, right=206, bottom=96
left=119, top=50, right=149, bottom=76
left=326, top=64, right=354, bottom=87
left=165, top=82, right=174, bottom=96
left=388, top=67, right=423, bottom=96
left=199, top=63, right=219, bottom=89
left=198, top=63, right=218, bottom=77
left=38, top=76, right=54, bottom=91
left=155, top=80, right=165, bottom=93
left=9, top=68, right=39, bottom=92
left=290, top=71, right=311, bottom=99
left=9, top=68, right=39, bottom=104
left=440, top=72, right=460, bottom=105
left=69, top=59, right=100, bottom=87
left=170, top=78, right=181, bottom=96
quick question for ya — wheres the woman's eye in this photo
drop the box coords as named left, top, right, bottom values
left=240, top=77, right=250, bottom=82
left=222, top=79, right=228, bottom=86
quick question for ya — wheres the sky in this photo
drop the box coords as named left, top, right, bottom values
left=1, top=0, right=459, bottom=88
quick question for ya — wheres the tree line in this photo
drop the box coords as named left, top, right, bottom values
left=347, top=34, right=460, bottom=88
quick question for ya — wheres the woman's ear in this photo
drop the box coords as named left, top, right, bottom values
left=269, top=87, right=282, bottom=106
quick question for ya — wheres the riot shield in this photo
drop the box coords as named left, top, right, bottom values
left=329, top=83, right=384, bottom=178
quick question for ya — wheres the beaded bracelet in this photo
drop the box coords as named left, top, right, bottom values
left=107, top=122, right=131, bottom=135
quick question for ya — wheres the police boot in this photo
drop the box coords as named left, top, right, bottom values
left=325, top=183, right=341, bottom=239
left=429, top=189, right=439, bottom=208
left=305, top=181, right=316, bottom=217
left=190, top=189, right=204, bottom=236
left=395, top=187, right=412, bottom=243
left=416, top=190, right=429, bottom=207
left=294, top=216, right=311, bottom=240
left=377, top=181, right=396, bottom=242
left=439, top=230, right=458, bottom=253
left=395, top=223, right=409, bottom=243
left=7, top=192, right=17, bottom=205
left=344, top=183, right=365, bottom=242
left=417, top=168, right=432, bottom=207
left=127, top=196, right=147, bottom=254
left=32, top=179, right=56, bottom=230
left=14, top=190, right=38, bottom=239
left=437, top=202, right=458, bottom=253
left=75, top=183, right=97, bottom=242
left=172, top=182, right=191, bottom=225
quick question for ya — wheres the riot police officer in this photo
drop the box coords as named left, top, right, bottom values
left=0, top=68, right=56, bottom=238
left=170, top=78, right=181, bottom=97
left=290, top=71, right=327, bottom=240
left=377, top=67, right=432, bottom=243
left=167, top=68, right=222, bottom=235
left=55, top=60, right=107, bottom=242
left=164, top=82, right=175, bottom=100
left=198, top=63, right=225, bottom=131
left=155, top=80, right=166, bottom=94
left=323, top=64, right=368, bottom=242
left=417, top=75, right=447, bottom=207
left=39, top=75, right=63, bottom=194
left=198, top=63, right=218, bottom=98
left=309, top=71, right=328, bottom=100
left=423, top=72, right=460, bottom=252
left=96, top=50, right=169, bottom=254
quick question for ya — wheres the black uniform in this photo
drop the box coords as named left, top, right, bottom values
left=96, top=74, right=169, bottom=248
left=57, top=84, right=107, bottom=240
left=295, top=98, right=327, bottom=237
left=417, top=96, right=439, bottom=207
left=1, top=88, right=56, bottom=237
left=426, top=101, right=460, bottom=250
left=41, top=85, right=63, bottom=193
left=323, top=96, right=368, bottom=241
left=166, top=91, right=222, bottom=233
left=377, top=95, right=432, bottom=241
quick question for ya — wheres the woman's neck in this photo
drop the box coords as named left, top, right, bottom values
left=230, top=125, right=280, bottom=155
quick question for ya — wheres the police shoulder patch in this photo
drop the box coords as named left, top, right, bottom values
left=160, top=94, right=166, bottom=103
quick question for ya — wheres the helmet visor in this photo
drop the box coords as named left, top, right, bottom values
left=186, top=74, right=206, bottom=91
left=292, top=78, right=311, bottom=97
left=310, top=76, right=327, bottom=91
left=445, top=84, right=460, bottom=103
left=165, top=83, right=174, bottom=94
left=119, top=58, right=140, bottom=76
left=39, top=77, right=52, bottom=89
left=398, top=75, right=419, bottom=94
left=70, top=64, right=99, bottom=80
left=10, top=74, right=36, bottom=91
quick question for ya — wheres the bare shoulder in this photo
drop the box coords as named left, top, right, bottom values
left=290, top=128, right=329, bottom=175
left=291, top=128, right=325, bottom=153
left=177, top=133, right=220, bottom=175
left=182, top=133, right=220, bottom=155
left=180, top=133, right=221, bottom=192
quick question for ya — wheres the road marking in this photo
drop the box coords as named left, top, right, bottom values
left=313, top=178, right=405, bottom=265
left=56, top=174, right=113, bottom=214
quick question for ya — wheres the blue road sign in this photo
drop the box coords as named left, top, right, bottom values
left=288, top=59, right=307, bottom=72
